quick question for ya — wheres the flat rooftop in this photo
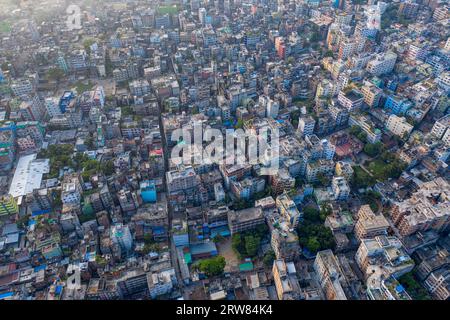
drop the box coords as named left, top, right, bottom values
left=9, top=154, right=49, bottom=198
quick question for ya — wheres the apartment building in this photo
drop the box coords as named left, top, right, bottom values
left=431, top=114, right=450, bottom=140
left=273, top=259, right=301, bottom=300
left=361, top=82, right=382, bottom=107
left=354, top=205, right=389, bottom=242
left=331, top=176, right=350, bottom=201
left=356, top=235, right=414, bottom=300
left=306, top=159, right=335, bottom=183
left=391, top=178, right=450, bottom=237
left=61, top=174, right=82, bottom=205
left=366, top=51, right=397, bottom=76
left=166, top=166, right=199, bottom=194
left=297, top=116, right=316, bottom=137
left=386, top=114, right=413, bottom=137
left=349, top=114, right=382, bottom=143
left=338, top=89, right=364, bottom=111
left=276, top=193, right=301, bottom=228
left=424, top=269, right=450, bottom=300
left=313, top=249, right=348, bottom=300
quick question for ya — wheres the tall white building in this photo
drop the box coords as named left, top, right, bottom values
left=366, top=51, right=397, bottom=76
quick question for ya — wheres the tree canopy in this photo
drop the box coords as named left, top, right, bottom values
left=197, top=256, right=226, bottom=277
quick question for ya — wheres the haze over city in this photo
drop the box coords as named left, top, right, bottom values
left=0, top=0, right=449, bottom=304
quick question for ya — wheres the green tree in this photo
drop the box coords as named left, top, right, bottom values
left=324, top=50, right=334, bottom=58
left=85, top=136, right=95, bottom=150
left=398, top=271, right=432, bottom=300
left=83, top=38, right=95, bottom=55
left=101, top=160, right=115, bottom=176
left=357, top=131, right=368, bottom=143
left=263, top=250, right=276, bottom=268
left=47, top=67, right=65, bottom=81
left=351, top=166, right=376, bottom=189
left=16, top=214, right=30, bottom=229
left=349, top=125, right=361, bottom=136
left=232, top=233, right=245, bottom=257
left=144, top=234, right=155, bottom=245
left=198, top=256, right=226, bottom=277
left=364, top=142, right=384, bottom=157
left=303, top=206, right=321, bottom=223
left=319, top=204, right=332, bottom=222
left=191, top=106, right=199, bottom=114
left=306, top=237, right=321, bottom=253
left=143, top=243, right=160, bottom=254
left=244, top=235, right=259, bottom=257
left=316, top=172, right=331, bottom=187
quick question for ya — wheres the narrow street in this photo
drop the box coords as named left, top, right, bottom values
left=157, top=94, right=185, bottom=291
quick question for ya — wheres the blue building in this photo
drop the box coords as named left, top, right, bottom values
left=59, top=91, right=75, bottom=113
left=173, top=232, right=189, bottom=247
left=190, top=242, right=218, bottom=260
left=384, top=95, right=413, bottom=115
left=140, top=180, right=157, bottom=203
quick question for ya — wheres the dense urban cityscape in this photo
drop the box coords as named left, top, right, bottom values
left=0, top=0, right=449, bottom=303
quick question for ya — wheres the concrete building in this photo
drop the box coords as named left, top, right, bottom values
left=354, top=205, right=389, bottom=242
left=356, top=235, right=414, bottom=300
left=227, top=207, right=265, bottom=234
left=61, top=174, right=82, bottom=205
left=129, top=79, right=150, bottom=97
left=0, top=194, right=19, bottom=216
left=166, top=166, right=199, bottom=193
left=386, top=114, right=413, bottom=137
left=331, top=176, right=350, bottom=201
left=391, top=178, right=450, bottom=237
left=349, top=114, right=382, bottom=143
left=306, top=159, right=335, bottom=183
left=366, top=51, right=397, bottom=76
left=313, top=250, right=348, bottom=300
left=297, top=116, right=316, bottom=137
left=424, top=269, right=450, bottom=300
left=111, top=224, right=133, bottom=253
left=361, top=82, right=382, bottom=107
left=338, top=89, right=364, bottom=111
left=272, top=259, right=301, bottom=300
left=276, top=193, right=301, bottom=228
left=431, top=114, right=450, bottom=140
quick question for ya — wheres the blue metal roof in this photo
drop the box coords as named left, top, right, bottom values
left=0, top=292, right=14, bottom=300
